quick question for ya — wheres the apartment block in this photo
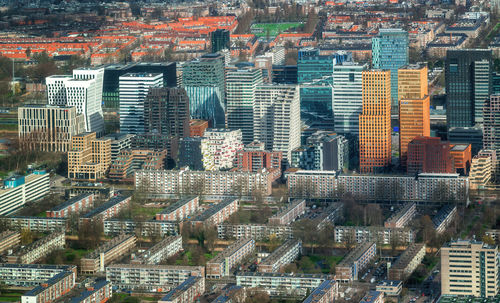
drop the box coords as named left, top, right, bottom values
left=135, top=168, right=273, bottom=197
left=470, top=153, right=494, bottom=189
left=7, top=231, right=65, bottom=264
left=359, top=70, right=392, bottom=173
left=302, top=280, right=338, bottom=303
left=212, top=285, right=244, bottom=303
left=80, top=234, right=136, bottom=274
left=360, top=291, right=384, bottom=303
left=217, top=224, right=293, bottom=241
left=68, top=132, right=112, bottom=182
left=336, top=241, right=377, bottom=282
left=21, top=270, right=75, bottom=303
left=0, top=264, right=76, bottom=287
left=18, top=105, right=85, bottom=152
left=0, top=171, right=50, bottom=216
left=441, top=240, right=499, bottom=298
left=102, top=133, right=135, bottom=162
left=286, top=170, right=337, bottom=198
left=268, top=199, right=306, bottom=225
left=108, top=149, right=166, bottom=182
left=158, top=276, right=205, bottom=303
left=0, top=231, right=20, bottom=254
left=201, top=129, right=243, bottom=171
left=104, top=219, right=178, bottom=238
left=334, top=226, right=414, bottom=245
left=70, top=280, right=112, bottom=303
left=105, top=264, right=204, bottom=291
left=190, top=198, right=239, bottom=227
left=234, top=141, right=282, bottom=176
left=80, top=195, right=131, bottom=224
left=132, top=235, right=182, bottom=265
left=156, top=196, right=199, bottom=221
left=257, top=239, right=302, bottom=273
left=206, top=238, right=255, bottom=278
left=46, top=193, right=94, bottom=218
left=388, top=243, right=426, bottom=281
left=236, top=272, right=330, bottom=296
left=376, top=280, right=402, bottom=297
left=316, top=203, right=344, bottom=230
left=384, top=203, right=416, bottom=228
left=3, top=217, right=67, bottom=233
left=433, top=205, right=457, bottom=234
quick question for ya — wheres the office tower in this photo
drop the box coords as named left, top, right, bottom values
left=271, top=65, right=298, bottom=84
left=445, top=49, right=492, bottom=127
left=68, top=132, right=111, bottom=181
left=201, top=129, right=243, bottom=171
left=183, top=53, right=226, bottom=127
left=484, top=94, right=500, bottom=151
left=211, top=29, right=230, bottom=53
left=441, top=240, right=499, bottom=298
left=407, top=137, right=453, bottom=174
left=226, top=68, right=263, bottom=144
left=372, top=29, right=409, bottom=112
left=254, top=84, right=301, bottom=166
left=46, top=67, right=105, bottom=135
left=398, top=64, right=430, bottom=167
left=178, top=137, right=204, bottom=170
left=119, top=73, right=163, bottom=135
left=359, top=70, right=392, bottom=173
left=102, top=62, right=176, bottom=109
left=144, top=87, right=190, bottom=137
left=18, top=105, right=85, bottom=152
left=333, top=62, right=367, bottom=135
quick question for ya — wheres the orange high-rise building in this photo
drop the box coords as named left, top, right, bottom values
left=398, top=64, right=430, bottom=167
left=359, top=70, right=392, bottom=173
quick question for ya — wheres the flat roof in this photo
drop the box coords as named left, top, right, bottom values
left=50, top=193, right=93, bottom=212
left=23, top=271, right=73, bottom=297
left=191, top=198, right=237, bottom=222
left=159, top=196, right=197, bottom=215
left=71, top=280, right=110, bottom=303
left=160, top=276, right=200, bottom=301
left=81, top=195, right=131, bottom=219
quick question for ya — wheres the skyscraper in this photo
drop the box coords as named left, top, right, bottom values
left=254, top=84, right=301, bottom=166
left=359, top=70, right=392, bottom=173
left=445, top=49, right=492, bottom=127
left=398, top=64, right=430, bottom=167
left=226, top=68, right=263, bottom=144
left=183, top=53, right=226, bottom=127
left=484, top=94, right=500, bottom=150
left=211, top=29, right=230, bottom=53
left=119, top=73, right=163, bottom=134
left=372, top=29, right=409, bottom=112
left=333, top=62, right=368, bottom=135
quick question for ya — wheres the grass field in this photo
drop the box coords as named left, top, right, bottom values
left=132, top=206, right=163, bottom=218
left=0, top=292, right=23, bottom=302
left=251, top=22, right=303, bottom=38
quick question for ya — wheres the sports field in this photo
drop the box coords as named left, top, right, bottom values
left=250, top=22, right=303, bottom=38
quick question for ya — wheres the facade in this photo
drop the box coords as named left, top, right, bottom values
left=448, top=127, right=483, bottom=155
left=334, top=226, right=414, bottom=245
left=7, top=232, right=65, bottom=264
left=236, top=272, right=330, bottom=296
left=105, top=264, right=204, bottom=291
left=336, top=241, right=377, bottom=282
left=384, top=203, right=417, bottom=228
left=376, top=280, right=402, bottom=297
left=18, top=105, right=85, bottom=152
left=302, top=280, right=338, bottom=303
left=68, top=132, right=112, bottom=181
left=46, top=67, right=105, bottom=134
left=3, top=217, right=67, bottom=233
left=433, top=205, right=457, bottom=234
left=254, top=84, right=301, bottom=165
left=189, top=120, right=209, bottom=137
left=257, top=239, right=302, bottom=273
left=0, top=171, right=50, bottom=216
left=178, top=137, right=204, bottom=170
left=183, top=53, right=226, bottom=127
left=159, top=276, right=205, bottom=303
left=108, top=149, right=166, bottom=182
left=359, top=70, right=392, bottom=173
left=206, top=238, right=255, bottom=279
left=388, top=243, right=426, bottom=281
left=407, top=137, right=454, bottom=174
left=80, top=234, right=136, bottom=274
left=156, top=196, right=199, bottom=221
left=189, top=198, right=239, bottom=227
left=441, top=240, right=499, bottom=298
left=484, top=95, right=500, bottom=151
left=135, top=168, right=273, bottom=197
left=268, top=199, right=306, bottom=225
left=445, top=49, right=492, bottom=126
left=360, top=291, right=384, bottom=303
left=46, top=193, right=94, bottom=218
left=70, top=280, right=112, bottom=303
left=234, top=141, right=282, bottom=175
left=470, top=153, right=494, bottom=189
left=217, top=223, right=293, bottom=241
left=211, top=29, right=230, bottom=53
left=201, top=129, right=243, bottom=171
left=104, top=219, right=178, bottom=237
left=21, top=271, right=75, bottom=303
left=79, top=195, right=131, bottom=224
left=286, top=170, right=337, bottom=198
left=0, top=231, right=20, bottom=254
left=333, top=62, right=367, bottom=134
left=450, top=144, right=472, bottom=175
left=398, top=64, right=430, bottom=167
left=119, top=73, right=163, bottom=134
left=102, top=133, right=135, bottom=162
left=132, top=235, right=182, bottom=265
left=372, top=29, right=409, bottom=111
left=226, top=68, right=263, bottom=144
left=0, top=264, right=76, bottom=287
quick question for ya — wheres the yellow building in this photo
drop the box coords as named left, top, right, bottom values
left=359, top=70, right=392, bottom=173
left=68, top=132, right=111, bottom=181
left=398, top=64, right=430, bottom=167
left=469, top=153, right=493, bottom=190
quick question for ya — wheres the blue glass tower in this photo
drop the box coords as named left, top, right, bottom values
left=372, top=29, right=409, bottom=112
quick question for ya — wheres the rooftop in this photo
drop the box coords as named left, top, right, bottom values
left=338, top=241, right=376, bottom=267
left=237, top=272, right=330, bottom=279
left=209, top=238, right=254, bottom=264
left=159, top=196, right=198, bottom=215
left=259, top=239, right=301, bottom=267
left=159, top=276, right=201, bottom=301
left=303, top=280, right=337, bottom=303
left=81, top=195, right=131, bottom=219
left=83, top=234, right=135, bottom=259
left=23, top=271, right=73, bottom=297
left=391, top=243, right=425, bottom=269
left=191, top=198, right=237, bottom=223
left=49, top=193, right=93, bottom=212
left=70, top=280, right=110, bottom=303
left=360, top=291, right=383, bottom=303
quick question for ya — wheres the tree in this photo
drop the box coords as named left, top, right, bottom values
left=20, top=229, right=34, bottom=245
left=421, top=215, right=436, bottom=245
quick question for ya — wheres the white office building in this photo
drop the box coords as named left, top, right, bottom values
left=254, top=84, right=301, bottom=166
left=332, top=62, right=367, bottom=135
left=0, top=172, right=50, bottom=216
left=226, top=68, right=263, bottom=144
left=119, top=73, right=163, bottom=134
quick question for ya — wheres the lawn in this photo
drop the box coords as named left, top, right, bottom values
left=131, top=206, right=163, bottom=218
left=298, top=255, right=343, bottom=274
left=251, top=22, right=303, bottom=38
left=0, top=292, right=23, bottom=302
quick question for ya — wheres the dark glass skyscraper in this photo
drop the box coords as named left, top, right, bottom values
left=211, top=29, right=230, bottom=53
left=445, top=49, right=492, bottom=127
